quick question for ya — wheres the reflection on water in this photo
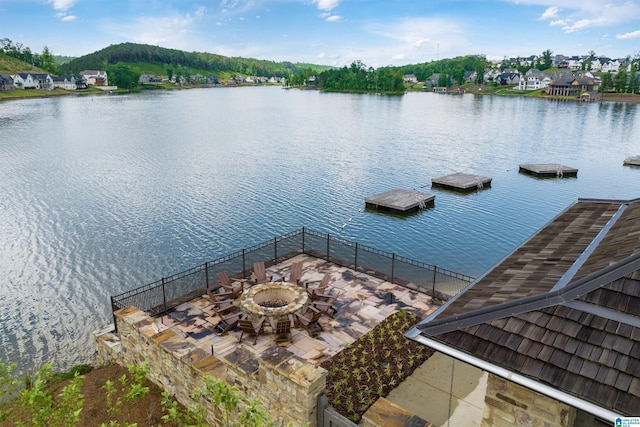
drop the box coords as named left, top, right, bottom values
left=1, top=88, right=639, bottom=373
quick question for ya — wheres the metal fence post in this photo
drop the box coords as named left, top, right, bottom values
left=433, top=265, right=437, bottom=297
left=302, top=227, right=306, bottom=253
left=205, top=262, right=209, bottom=292
left=326, top=233, right=330, bottom=261
left=273, top=237, right=277, bottom=263
left=161, top=277, right=167, bottom=315
left=391, top=252, right=395, bottom=284
left=242, top=248, right=246, bottom=278
left=354, top=242, right=358, bottom=272
left=111, top=296, right=118, bottom=332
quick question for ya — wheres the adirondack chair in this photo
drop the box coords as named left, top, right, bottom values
left=238, top=316, right=267, bottom=345
left=217, top=271, right=245, bottom=292
left=295, top=309, right=323, bottom=337
left=273, top=318, right=293, bottom=344
left=214, top=310, right=243, bottom=335
left=251, top=261, right=271, bottom=285
left=207, top=298, right=236, bottom=315
left=310, top=294, right=339, bottom=319
left=208, top=282, right=243, bottom=301
left=288, top=261, right=303, bottom=285
left=305, top=272, right=331, bottom=300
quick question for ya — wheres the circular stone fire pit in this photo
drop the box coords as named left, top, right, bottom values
left=239, top=282, right=308, bottom=321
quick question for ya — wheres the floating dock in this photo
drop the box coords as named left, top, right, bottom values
left=519, top=163, right=578, bottom=178
left=431, top=173, right=492, bottom=192
left=623, top=156, right=640, bottom=166
left=365, top=189, right=435, bottom=213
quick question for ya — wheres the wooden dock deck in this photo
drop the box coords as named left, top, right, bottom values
left=519, top=163, right=578, bottom=178
left=623, top=156, right=640, bottom=166
left=365, top=189, right=435, bottom=213
left=431, top=173, right=492, bottom=192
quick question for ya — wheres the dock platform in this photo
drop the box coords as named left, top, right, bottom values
left=431, top=173, right=492, bottom=192
left=623, top=156, right=640, bottom=166
left=365, top=189, right=435, bottom=213
left=519, top=163, right=578, bottom=178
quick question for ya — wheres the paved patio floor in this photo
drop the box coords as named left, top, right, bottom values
left=152, top=254, right=437, bottom=366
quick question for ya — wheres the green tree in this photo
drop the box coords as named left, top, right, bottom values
left=540, top=49, right=553, bottom=70
left=599, top=72, right=614, bottom=93
left=614, top=68, right=628, bottom=93
left=39, top=45, right=58, bottom=74
left=106, top=63, right=141, bottom=90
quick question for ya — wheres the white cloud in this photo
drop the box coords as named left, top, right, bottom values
left=48, top=0, right=76, bottom=11
left=326, top=15, right=342, bottom=22
left=61, top=15, right=77, bottom=22
left=550, top=19, right=566, bottom=27
left=314, top=0, right=340, bottom=12
left=616, top=29, right=640, bottom=39
left=507, top=0, right=640, bottom=32
left=539, top=6, right=560, bottom=20
left=105, top=8, right=206, bottom=49
left=562, top=18, right=605, bottom=33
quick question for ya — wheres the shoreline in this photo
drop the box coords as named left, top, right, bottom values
left=2, top=85, right=639, bottom=104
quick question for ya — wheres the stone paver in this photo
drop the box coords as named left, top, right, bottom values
left=152, top=254, right=435, bottom=365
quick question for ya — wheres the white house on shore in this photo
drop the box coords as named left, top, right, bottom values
left=79, top=70, right=108, bottom=86
left=12, top=73, right=54, bottom=90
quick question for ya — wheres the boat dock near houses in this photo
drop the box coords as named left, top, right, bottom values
left=519, top=163, right=578, bottom=178
left=431, top=173, right=492, bottom=192
left=365, top=189, right=435, bottom=213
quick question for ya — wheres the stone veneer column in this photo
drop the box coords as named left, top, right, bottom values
left=482, top=374, right=576, bottom=427
left=93, top=306, right=327, bottom=426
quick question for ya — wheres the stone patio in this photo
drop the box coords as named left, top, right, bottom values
left=151, top=254, right=437, bottom=366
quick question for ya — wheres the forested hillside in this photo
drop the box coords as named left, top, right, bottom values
left=61, top=42, right=306, bottom=78
left=399, top=55, right=489, bottom=85
left=0, top=52, right=46, bottom=75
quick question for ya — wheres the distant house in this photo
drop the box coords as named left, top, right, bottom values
left=0, top=73, right=14, bottom=91
left=79, top=70, right=108, bottom=86
left=12, top=73, right=53, bottom=90
left=566, top=56, right=583, bottom=70
left=483, top=68, right=501, bottom=84
left=139, top=74, right=162, bottom=84
left=601, top=58, right=621, bottom=74
left=547, top=71, right=600, bottom=97
left=498, top=71, right=520, bottom=86
left=403, top=74, right=418, bottom=84
left=423, top=73, right=441, bottom=88
left=207, top=75, right=219, bottom=85
left=517, top=69, right=550, bottom=91
left=463, top=70, right=477, bottom=82
left=305, top=76, right=317, bottom=87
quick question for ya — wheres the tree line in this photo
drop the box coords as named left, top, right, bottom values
left=0, top=38, right=59, bottom=74
left=288, top=60, right=405, bottom=93
left=60, top=42, right=301, bottom=78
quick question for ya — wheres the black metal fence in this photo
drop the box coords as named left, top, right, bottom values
left=110, top=227, right=474, bottom=328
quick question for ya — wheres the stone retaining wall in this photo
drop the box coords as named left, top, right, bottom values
left=93, top=306, right=327, bottom=426
left=482, top=374, right=576, bottom=427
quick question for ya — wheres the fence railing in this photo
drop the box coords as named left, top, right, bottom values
left=110, top=227, right=474, bottom=328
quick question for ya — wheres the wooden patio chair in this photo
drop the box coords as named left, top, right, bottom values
left=238, top=316, right=267, bottom=345
left=217, top=271, right=245, bottom=292
left=214, top=310, right=243, bottom=335
left=273, top=318, right=293, bottom=344
left=295, top=310, right=323, bottom=337
left=208, top=298, right=236, bottom=315
left=287, top=261, right=304, bottom=286
left=310, top=296, right=338, bottom=319
left=207, top=283, right=243, bottom=302
left=305, top=272, right=331, bottom=300
left=251, top=261, right=271, bottom=285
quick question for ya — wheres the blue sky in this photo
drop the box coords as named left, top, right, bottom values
left=1, top=0, right=639, bottom=68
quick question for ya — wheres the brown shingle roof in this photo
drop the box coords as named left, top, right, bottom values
left=416, top=198, right=640, bottom=416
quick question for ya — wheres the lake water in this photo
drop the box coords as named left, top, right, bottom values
left=1, top=87, right=639, bottom=373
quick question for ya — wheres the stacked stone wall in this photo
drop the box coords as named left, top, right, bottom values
left=482, top=374, right=576, bottom=427
left=93, top=306, right=326, bottom=426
